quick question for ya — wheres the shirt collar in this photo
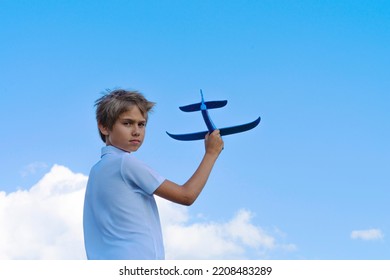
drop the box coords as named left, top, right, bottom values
left=101, top=145, right=129, bottom=157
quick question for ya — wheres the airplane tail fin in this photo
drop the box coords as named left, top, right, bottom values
left=179, top=100, right=228, bottom=112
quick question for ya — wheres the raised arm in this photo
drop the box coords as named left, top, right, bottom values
left=154, top=129, right=224, bottom=206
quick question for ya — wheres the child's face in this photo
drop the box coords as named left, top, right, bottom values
left=101, top=106, right=147, bottom=152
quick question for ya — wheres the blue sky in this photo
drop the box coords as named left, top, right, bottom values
left=1, top=0, right=389, bottom=259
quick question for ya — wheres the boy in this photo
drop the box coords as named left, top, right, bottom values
left=83, top=89, right=224, bottom=259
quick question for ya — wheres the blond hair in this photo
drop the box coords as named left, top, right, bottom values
left=95, top=89, right=156, bottom=142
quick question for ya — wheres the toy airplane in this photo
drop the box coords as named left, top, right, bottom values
left=166, top=90, right=261, bottom=141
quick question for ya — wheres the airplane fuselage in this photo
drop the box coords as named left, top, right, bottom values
left=201, top=103, right=217, bottom=132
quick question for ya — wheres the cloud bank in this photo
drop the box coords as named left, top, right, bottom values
left=0, top=164, right=295, bottom=259
left=157, top=198, right=295, bottom=259
left=0, top=165, right=87, bottom=259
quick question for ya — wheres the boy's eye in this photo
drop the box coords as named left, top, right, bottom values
left=122, top=121, right=146, bottom=127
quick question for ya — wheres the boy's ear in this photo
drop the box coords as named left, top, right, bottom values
left=98, top=123, right=109, bottom=136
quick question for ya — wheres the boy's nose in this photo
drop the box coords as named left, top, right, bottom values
left=132, top=127, right=141, bottom=136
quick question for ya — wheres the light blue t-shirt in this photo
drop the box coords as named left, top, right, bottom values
left=83, top=145, right=166, bottom=260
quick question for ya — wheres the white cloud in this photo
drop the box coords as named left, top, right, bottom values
left=0, top=164, right=295, bottom=259
left=351, top=229, right=384, bottom=241
left=20, top=161, right=48, bottom=177
left=157, top=198, right=296, bottom=259
left=0, top=164, right=87, bottom=259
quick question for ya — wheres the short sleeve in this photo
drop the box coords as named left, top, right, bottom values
left=120, top=154, right=165, bottom=195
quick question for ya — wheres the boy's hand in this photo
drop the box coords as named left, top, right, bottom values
left=205, top=130, right=224, bottom=157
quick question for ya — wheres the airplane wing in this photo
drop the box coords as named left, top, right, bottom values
left=166, top=130, right=208, bottom=141
left=166, top=117, right=261, bottom=141
left=219, top=117, right=261, bottom=136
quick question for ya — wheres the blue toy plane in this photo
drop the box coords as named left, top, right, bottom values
left=166, top=90, right=261, bottom=141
